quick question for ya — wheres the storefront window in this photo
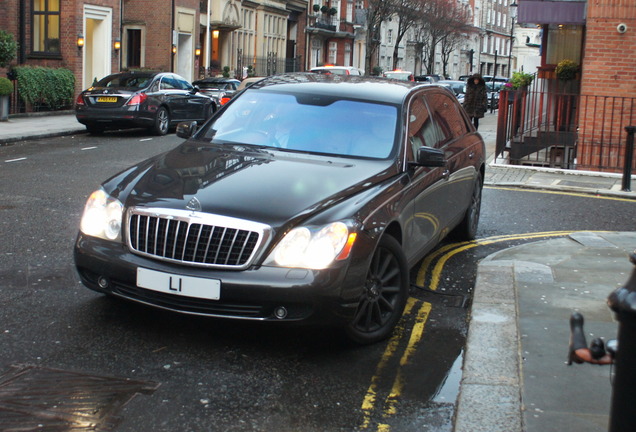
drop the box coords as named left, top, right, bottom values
left=546, top=25, right=582, bottom=65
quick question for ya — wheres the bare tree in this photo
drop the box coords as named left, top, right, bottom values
left=364, top=0, right=398, bottom=75
left=391, top=0, right=425, bottom=70
left=416, top=0, right=472, bottom=75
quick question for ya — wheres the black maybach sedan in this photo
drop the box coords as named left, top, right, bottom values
left=75, top=72, right=216, bottom=135
left=74, top=73, right=486, bottom=344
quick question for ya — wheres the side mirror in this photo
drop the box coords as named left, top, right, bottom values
left=190, top=85, right=200, bottom=94
left=410, top=146, right=446, bottom=168
left=176, top=121, right=198, bottom=139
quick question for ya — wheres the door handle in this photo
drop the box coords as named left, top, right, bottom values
left=442, top=169, right=450, bottom=179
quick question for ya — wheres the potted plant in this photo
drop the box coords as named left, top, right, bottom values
left=313, top=4, right=321, bottom=12
left=0, top=30, right=18, bottom=69
left=320, top=5, right=328, bottom=13
left=556, top=59, right=579, bottom=81
left=510, top=71, right=534, bottom=90
left=0, top=76, right=13, bottom=121
left=329, top=7, right=338, bottom=15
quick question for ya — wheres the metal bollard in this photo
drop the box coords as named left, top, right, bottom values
left=622, top=126, right=635, bottom=192
left=607, top=253, right=636, bottom=432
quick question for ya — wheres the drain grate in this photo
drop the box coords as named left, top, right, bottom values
left=0, top=364, right=159, bottom=431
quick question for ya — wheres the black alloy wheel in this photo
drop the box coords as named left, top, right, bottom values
left=450, top=171, right=482, bottom=241
left=346, top=235, right=409, bottom=344
left=152, top=106, right=170, bottom=135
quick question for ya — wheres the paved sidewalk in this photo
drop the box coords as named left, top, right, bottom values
left=0, top=112, right=86, bottom=145
left=1, top=110, right=635, bottom=432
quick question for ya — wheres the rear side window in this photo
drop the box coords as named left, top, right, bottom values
left=97, top=75, right=152, bottom=89
left=424, top=92, right=469, bottom=145
left=408, top=96, right=443, bottom=152
left=160, top=76, right=180, bottom=90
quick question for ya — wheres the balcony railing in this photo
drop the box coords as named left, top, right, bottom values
left=495, top=77, right=636, bottom=173
left=307, top=15, right=339, bottom=32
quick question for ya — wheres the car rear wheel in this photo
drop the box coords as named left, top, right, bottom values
left=451, top=172, right=482, bottom=241
left=346, top=235, right=409, bottom=344
left=206, top=103, right=216, bottom=119
left=151, top=106, right=170, bottom=135
left=86, top=125, right=104, bottom=135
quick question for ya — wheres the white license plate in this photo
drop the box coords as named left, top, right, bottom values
left=137, top=268, right=220, bottom=300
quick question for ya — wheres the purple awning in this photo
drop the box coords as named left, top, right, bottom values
left=518, top=1, right=587, bottom=25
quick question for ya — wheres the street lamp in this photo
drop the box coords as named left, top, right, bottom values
left=508, top=2, right=518, bottom=78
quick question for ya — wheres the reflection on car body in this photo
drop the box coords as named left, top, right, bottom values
left=75, top=72, right=216, bottom=136
left=74, top=73, right=485, bottom=344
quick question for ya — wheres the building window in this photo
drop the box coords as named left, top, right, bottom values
left=388, top=29, right=393, bottom=45
left=346, top=0, right=353, bottom=22
left=344, top=43, right=351, bottom=66
left=329, top=42, right=338, bottom=64
left=32, top=0, right=61, bottom=55
left=126, top=29, right=142, bottom=68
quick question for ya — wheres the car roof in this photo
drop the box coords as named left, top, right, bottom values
left=245, top=73, right=420, bottom=105
left=193, top=77, right=240, bottom=84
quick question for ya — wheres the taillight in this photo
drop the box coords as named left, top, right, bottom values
left=126, top=92, right=147, bottom=106
left=76, top=94, right=85, bottom=106
left=220, top=96, right=231, bottom=105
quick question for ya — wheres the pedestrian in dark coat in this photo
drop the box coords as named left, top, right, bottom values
left=463, top=74, right=487, bottom=130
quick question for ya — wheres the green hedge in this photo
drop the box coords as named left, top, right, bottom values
left=13, top=66, right=75, bottom=110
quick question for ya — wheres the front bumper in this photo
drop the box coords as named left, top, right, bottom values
left=74, top=233, right=362, bottom=325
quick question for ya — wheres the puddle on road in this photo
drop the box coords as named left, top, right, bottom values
left=0, top=364, right=159, bottom=430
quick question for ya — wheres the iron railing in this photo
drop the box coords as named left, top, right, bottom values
left=495, top=75, right=636, bottom=173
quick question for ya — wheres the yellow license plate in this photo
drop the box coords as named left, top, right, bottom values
left=97, top=97, right=118, bottom=103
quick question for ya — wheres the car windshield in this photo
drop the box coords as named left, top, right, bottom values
left=385, top=72, right=412, bottom=81
left=446, top=82, right=466, bottom=94
left=199, top=90, right=398, bottom=159
left=199, top=82, right=231, bottom=90
left=96, top=74, right=152, bottom=89
left=312, top=68, right=348, bottom=75
left=488, top=82, right=506, bottom=91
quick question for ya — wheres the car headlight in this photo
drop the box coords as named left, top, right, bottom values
left=80, top=189, right=124, bottom=241
left=265, top=221, right=357, bottom=270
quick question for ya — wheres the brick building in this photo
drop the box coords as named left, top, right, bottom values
left=502, top=0, right=636, bottom=172
left=0, top=0, right=310, bottom=114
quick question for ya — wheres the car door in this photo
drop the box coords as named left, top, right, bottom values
left=401, top=92, right=449, bottom=262
left=174, top=74, right=208, bottom=121
left=423, top=89, right=478, bottom=228
left=159, top=74, right=189, bottom=122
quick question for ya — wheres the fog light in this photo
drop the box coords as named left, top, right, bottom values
left=98, top=277, right=109, bottom=289
left=274, top=306, right=288, bottom=319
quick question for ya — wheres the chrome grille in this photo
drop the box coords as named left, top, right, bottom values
left=126, top=208, right=270, bottom=269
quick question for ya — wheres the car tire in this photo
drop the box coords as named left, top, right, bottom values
left=151, top=106, right=170, bottom=136
left=86, top=125, right=104, bottom=135
left=450, top=172, right=482, bottom=241
left=206, top=103, right=216, bottom=120
left=346, top=235, right=409, bottom=345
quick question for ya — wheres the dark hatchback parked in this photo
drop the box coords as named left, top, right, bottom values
left=74, top=73, right=485, bottom=344
left=76, top=72, right=216, bottom=135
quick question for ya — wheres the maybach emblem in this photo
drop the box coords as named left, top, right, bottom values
left=186, top=197, right=202, bottom=212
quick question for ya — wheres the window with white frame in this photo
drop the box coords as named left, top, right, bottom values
left=344, top=43, right=351, bottom=66
left=329, top=41, right=337, bottom=64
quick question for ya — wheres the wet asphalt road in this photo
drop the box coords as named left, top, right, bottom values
left=1, top=131, right=634, bottom=431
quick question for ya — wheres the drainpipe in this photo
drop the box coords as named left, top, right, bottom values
left=171, top=0, right=175, bottom=72
left=205, top=0, right=211, bottom=77
left=19, top=0, right=26, bottom=64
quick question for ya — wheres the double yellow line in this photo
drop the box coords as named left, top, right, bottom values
left=359, top=230, right=580, bottom=431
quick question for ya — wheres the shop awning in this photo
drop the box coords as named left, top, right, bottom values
left=518, top=1, right=587, bottom=25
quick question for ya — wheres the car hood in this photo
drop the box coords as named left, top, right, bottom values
left=107, top=140, right=397, bottom=228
